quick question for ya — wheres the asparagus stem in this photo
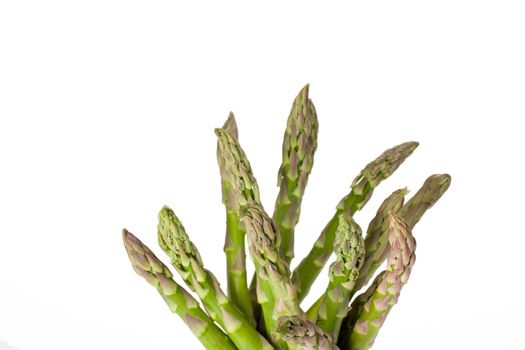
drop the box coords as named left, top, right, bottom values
left=122, top=229, right=237, bottom=350
left=338, top=272, right=383, bottom=349
left=276, top=316, right=336, bottom=350
left=315, top=213, right=365, bottom=341
left=291, top=142, right=419, bottom=301
left=216, top=121, right=259, bottom=325
left=355, top=188, right=408, bottom=291
left=241, top=204, right=303, bottom=347
left=338, top=214, right=416, bottom=350
left=274, top=84, right=318, bottom=264
left=158, top=207, right=274, bottom=350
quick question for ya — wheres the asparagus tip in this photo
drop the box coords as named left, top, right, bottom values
left=299, top=83, right=310, bottom=96
left=222, top=112, right=238, bottom=140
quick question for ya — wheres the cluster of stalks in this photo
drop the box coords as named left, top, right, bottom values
left=122, top=85, right=451, bottom=350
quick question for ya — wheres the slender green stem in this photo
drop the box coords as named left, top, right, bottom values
left=224, top=210, right=253, bottom=324
left=122, top=229, right=237, bottom=350
left=338, top=272, right=384, bottom=349
left=315, top=213, right=365, bottom=341
left=242, top=204, right=303, bottom=348
left=158, top=207, right=274, bottom=350
left=254, top=272, right=280, bottom=347
left=216, top=120, right=259, bottom=325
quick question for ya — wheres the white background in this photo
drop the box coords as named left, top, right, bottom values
left=1, top=1, right=524, bottom=349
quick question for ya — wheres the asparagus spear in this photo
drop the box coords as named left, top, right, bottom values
left=355, top=188, right=407, bottom=291
left=399, top=173, right=451, bottom=228
left=315, top=213, right=365, bottom=341
left=276, top=316, right=336, bottom=350
left=158, top=206, right=274, bottom=350
left=216, top=124, right=259, bottom=325
left=250, top=84, right=318, bottom=322
left=122, top=229, right=237, bottom=350
left=241, top=204, right=303, bottom=346
left=356, top=174, right=450, bottom=291
left=338, top=214, right=416, bottom=350
left=274, top=84, right=318, bottom=263
left=292, top=141, right=418, bottom=301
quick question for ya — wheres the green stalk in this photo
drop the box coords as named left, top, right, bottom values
left=291, top=141, right=419, bottom=301
left=276, top=316, right=335, bottom=350
left=273, top=84, right=318, bottom=263
left=122, top=229, right=237, bottom=350
left=216, top=121, right=259, bottom=325
left=158, top=206, right=274, bottom=350
left=338, top=272, right=383, bottom=348
left=315, top=213, right=365, bottom=341
left=242, top=204, right=303, bottom=348
left=254, top=267, right=280, bottom=347
left=338, top=214, right=416, bottom=350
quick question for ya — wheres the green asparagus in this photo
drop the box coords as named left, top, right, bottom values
left=315, top=213, right=365, bottom=340
left=122, top=85, right=451, bottom=350
left=291, top=141, right=418, bottom=301
left=158, top=206, right=274, bottom=350
left=122, top=229, right=237, bottom=350
left=242, top=204, right=303, bottom=346
left=250, top=83, right=318, bottom=324
left=339, top=214, right=416, bottom=350
left=216, top=123, right=260, bottom=325
left=274, top=84, right=318, bottom=263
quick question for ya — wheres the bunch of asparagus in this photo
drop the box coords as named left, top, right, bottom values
left=122, top=85, right=451, bottom=350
